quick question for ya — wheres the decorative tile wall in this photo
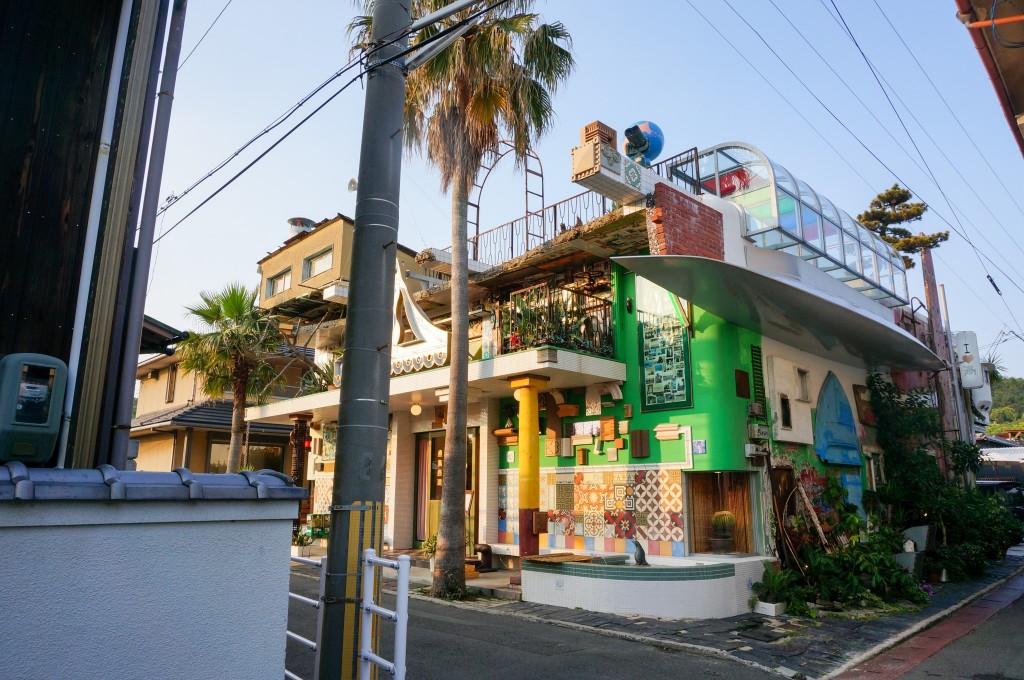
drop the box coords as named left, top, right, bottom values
left=499, top=464, right=687, bottom=556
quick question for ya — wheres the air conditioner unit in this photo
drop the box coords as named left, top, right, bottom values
left=747, top=423, right=770, bottom=440
left=747, top=402, right=765, bottom=418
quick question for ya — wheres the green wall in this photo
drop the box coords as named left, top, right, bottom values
left=498, top=265, right=762, bottom=472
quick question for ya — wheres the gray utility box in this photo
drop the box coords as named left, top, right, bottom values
left=0, top=353, right=67, bottom=464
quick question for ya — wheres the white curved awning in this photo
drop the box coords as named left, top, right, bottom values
left=614, top=253, right=943, bottom=372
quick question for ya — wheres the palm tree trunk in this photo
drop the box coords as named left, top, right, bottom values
left=433, top=164, right=471, bottom=599
left=227, top=359, right=248, bottom=473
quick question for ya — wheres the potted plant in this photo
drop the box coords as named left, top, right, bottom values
left=421, top=534, right=438, bottom=573
left=291, top=527, right=314, bottom=557
left=710, top=510, right=737, bottom=553
left=751, top=561, right=794, bottom=616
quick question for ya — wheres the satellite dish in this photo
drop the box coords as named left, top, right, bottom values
left=347, top=178, right=358, bottom=193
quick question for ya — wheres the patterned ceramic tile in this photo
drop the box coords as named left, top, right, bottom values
left=555, top=482, right=574, bottom=511
left=583, top=511, right=605, bottom=537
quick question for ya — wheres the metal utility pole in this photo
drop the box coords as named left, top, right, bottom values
left=109, top=0, right=188, bottom=469
left=921, top=247, right=956, bottom=474
left=318, top=1, right=410, bottom=677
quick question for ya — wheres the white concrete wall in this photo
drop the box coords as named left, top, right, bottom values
left=762, top=337, right=870, bottom=448
left=478, top=398, right=501, bottom=546
left=388, top=410, right=415, bottom=549
left=0, top=500, right=297, bottom=680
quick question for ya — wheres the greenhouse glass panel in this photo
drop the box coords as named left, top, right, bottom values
left=878, top=255, right=893, bottom=293
left=801, top=202, right=822, bottom=249
left=861, top=246, right=876, bottom=282
left=796, top=179, right=820, bottom=211
left=771, top=161, right=798, bottom=195
left=819, top=195, right=841, bottom=224
left=824, top=220, right=842, bottom=264
left=843, top=232, right=862, bottom=273
left=777, top=188, right=800, bottom=237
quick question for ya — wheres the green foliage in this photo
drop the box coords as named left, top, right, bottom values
left=420, top=534, right=438, bottom=557
left=292, top=528, right=314, bottom=548
left=751, top=561, right=798, bottom=604
left=177, top=282, right=284, bottom=473
left=299, top=360, right=336, bottom=396
left=857, top=184, right=948, bottom=269
left=987, top=377, right=1024, bottom=434
left=990, top=406, right=1019, bottom=424
left=711, top=510, right=737, bottom=536
left=945, top=440, right=983, bottom=476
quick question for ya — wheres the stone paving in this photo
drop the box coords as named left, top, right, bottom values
left=412, top=554, right=1024, bottom=679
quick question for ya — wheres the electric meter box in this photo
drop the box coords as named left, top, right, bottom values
left=0, top=353, right=68, bottom=465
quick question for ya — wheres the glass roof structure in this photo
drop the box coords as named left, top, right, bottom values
left=668, top=143, right=908, bottom=307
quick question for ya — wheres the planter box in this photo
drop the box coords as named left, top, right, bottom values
left=754, top=600, right=787, bottom=616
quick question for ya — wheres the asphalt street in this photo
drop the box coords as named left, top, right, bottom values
left=900, top=594, right=1024, bottom=680
left=285, top=565, right=774, bottom=680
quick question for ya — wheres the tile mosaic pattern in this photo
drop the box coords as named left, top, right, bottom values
left=498, top=465, right=687, bottom=554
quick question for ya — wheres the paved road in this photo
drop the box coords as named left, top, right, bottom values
left=286, top=566, right=773, bottom=680
left=901, top=595, right=1024, bottom=680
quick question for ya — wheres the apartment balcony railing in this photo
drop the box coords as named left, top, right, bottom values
left=445, top=190, right=614, bottom=267
left=494, top=281, right=614, bottom=358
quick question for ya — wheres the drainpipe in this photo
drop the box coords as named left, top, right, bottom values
left=956, top=0, right=1024, bottom=157
left=56, top=0, right=134, bottom=468
left=98, top=0, right=170, bottom=466
left=110, top=0, right=188, bottom=470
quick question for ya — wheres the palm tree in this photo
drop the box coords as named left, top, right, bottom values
left=177, top=282, right=282, bottom=473
left=351, top=0, right=574, bottom=599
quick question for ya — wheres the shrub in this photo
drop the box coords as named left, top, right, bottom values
left=751, top=561, right=796, bottom=604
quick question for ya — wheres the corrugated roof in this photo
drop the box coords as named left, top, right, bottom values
left=132, top=399, right=292, bottom=435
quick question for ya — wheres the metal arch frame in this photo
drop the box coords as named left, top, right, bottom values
left=467, top=140, right=544, bottom=261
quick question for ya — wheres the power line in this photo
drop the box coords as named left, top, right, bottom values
left=155, top=59, right=364, bottom=218
left=682, top=0, right=876, bottom=192
left=816, top=0, right=1024, bottom=285
left=712, top=0, right=1024, bottom=336
left=827, top=0, right=1024, bottom=335
left=178, top=0, right=233, bottom=71
left=153, top=73, right=363, bottom=244
left=870, top=0, right=1024, bottom=222
left=765, top=0, right=932, bottom=181
left=154, top=0, right=513, bottom=243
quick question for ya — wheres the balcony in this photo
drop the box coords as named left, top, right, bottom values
left=491, top=280, right=614, bottom=359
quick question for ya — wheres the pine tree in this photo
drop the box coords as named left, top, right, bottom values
left=857, top=184, right=948, bottom=269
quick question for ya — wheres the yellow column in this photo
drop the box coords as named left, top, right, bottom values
left=511, top=375, right=548, bottom=557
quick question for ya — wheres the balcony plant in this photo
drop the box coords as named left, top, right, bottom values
left=710, top=510, right=737, bottom=553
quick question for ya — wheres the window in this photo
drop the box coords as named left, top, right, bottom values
left=779, top=394, right=792, bottom=429
left=796, top=368, right=810, bottom=402
left=208, top=442, right=284, bottom=474
left=303, top=248, right=333, bottom=280
left=165, top=365, right=177, bottom=403
left=266, top=269, right=291, bottom=298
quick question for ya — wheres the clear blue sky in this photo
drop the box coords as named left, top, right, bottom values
left=150, top=0, right=1024, bottom=376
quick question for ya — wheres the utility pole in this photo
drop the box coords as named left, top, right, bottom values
left=921, top=246, right=955, bottom=475
left=318, top=1, right=410, bottom=678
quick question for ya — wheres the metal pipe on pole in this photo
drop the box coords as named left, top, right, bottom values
left=109, top=0, right=188, bottom=469
left=100, top=0, right=170, bottom=467
left=318, top=1, right=410, bottom=677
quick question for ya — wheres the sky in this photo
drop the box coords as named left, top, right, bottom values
left=148, top=0, right=1024, bottom=376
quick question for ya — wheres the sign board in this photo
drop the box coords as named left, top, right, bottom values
left=953, top=330, right=984, bottom=390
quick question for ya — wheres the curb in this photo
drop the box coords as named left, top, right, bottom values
left=820, top=561, right=1024, bottom=679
